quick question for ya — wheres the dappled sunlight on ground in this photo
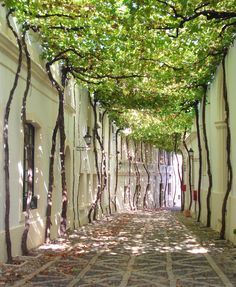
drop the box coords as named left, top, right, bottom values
left=35, top=210, right=224, bottom=259
left=38, top=241, right=71, bottom=252
left=1, top=210, right=236, bottom=286
left=188, top=247, right=208, bottom=254
left=35, top=210, right=226, bottom=272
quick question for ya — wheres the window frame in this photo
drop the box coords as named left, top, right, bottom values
left=22, top=123, right=37, bottom=211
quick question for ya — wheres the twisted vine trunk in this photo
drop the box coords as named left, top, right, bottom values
left=100, top=110, right=108, bottom=214
left=113, top=128, right=122, bottom=212
left=100, top=152, right=107, bottom=216
left=21, top=27, right=33, bottom=255
left=158, top=150, right=163, bottom=208
left=195, top=101, right=202, bottom=222
left=88, top=100, right=100, bottom=222
left=88, top=97, right=107, bottom=222
left=126, top=137, right=132, bottom=210
left=177, top=149, right=185, bottom=211
left=133, top=142, right=141, bottom=210
left=202, top=87, right=213, bottom=227
left=45, top=60, right=68, bottom=237
left=107, top=120, right=111, bottom=215
left=58, top=89, right=67, bottom=235
left=183, top=131, right=193, bottom=211
left=88, top=126, right=100, bottom=222
left=141, top=142, right=150, bottom=209
left=220, top=54, right=233, bottom=239
left=163, top=152, right=168, bottom=207
left=172, top=152, right=177, bottom=207
left=173, top=135, right=181, bottom=208
left=45, top=120, right=59, bottom=242
left=4, top=10, right=23, bottom=263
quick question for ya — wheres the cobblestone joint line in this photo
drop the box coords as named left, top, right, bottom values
left=67, top=253, right=100, bottom=287
left=204, top=253, right=234, bottom=287
left=4, top=211, right=236, bottom=287
left=12, top=256, right=61, bottom=287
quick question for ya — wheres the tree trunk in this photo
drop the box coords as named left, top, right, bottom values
left=98, top=110, right=107, bottom=214
left=88, top=127, right=101, bottom=222
left=59, top=67, right=69, bottom=235
left=58, top=113, right=67, bottom=235
left=121, top=135, right=123, bottom=159
left=163, top=152, right=168, bottom=207
left=126, top=138, right=132, bottom=210
left=195, top=102, right=202, bottom=222
left=183, top=131, right=193, bottom=211
left=158, top=150, right=163, bottom=208
left=107, top=120, right=111, bottom=214
left=21, top=126, right=33, bottom=255
left=133, top=142, right=141, bottom=210
left=128, top=158, right=132, bottom=210
left=45, top=120, right=59, bottom=242
left=88, top=96, right=106, bottom=222
left=172, top=152, right=177, bottom=207
left=167, top=152, right=171, bottom=207
left=46, top=61, right=68, bottom=236
left=177, top=149, right=185, bottom=211
left=141, top=142, right=151, bottom=209
left=220, top=55, right=233, bottom=240
left=99, top=151, right=106, bottom=216
left=21, top=28, right=32, bottom=255
left=173, top=134, right=182, bottom=208
left=202, top=87, right=213, bottom=227
left=113, top=128, right=122, bottom=212
left=4, top=11, right=23, bottom=263
left=95, top=106, right=107, bottom=217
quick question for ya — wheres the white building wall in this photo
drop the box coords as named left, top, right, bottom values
left=184, top=40, right=236, bottom=244
left=0, top=9, right=172, bottom=263
left=0, top=10, right=75, bottom=261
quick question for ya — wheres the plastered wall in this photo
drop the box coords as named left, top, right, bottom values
left=183, top=40, right=236, bottom=244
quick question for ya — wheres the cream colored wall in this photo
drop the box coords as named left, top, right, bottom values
left=184, top=40, right=236, bottom=244
left=0, top=10, right=75, bottom=261
left=224, top=42, right=236, bottom=243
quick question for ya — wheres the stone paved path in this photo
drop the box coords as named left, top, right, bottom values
left=2, top=210, right=236, bottom=286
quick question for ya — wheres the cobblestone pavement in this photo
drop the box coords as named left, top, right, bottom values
left=1, top=210, right=236, bottom=286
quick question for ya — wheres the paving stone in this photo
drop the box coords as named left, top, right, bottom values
left=3, top=210, right=236, bottom=286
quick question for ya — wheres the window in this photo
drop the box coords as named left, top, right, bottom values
left=98, top=111, right=103, bottom=123
left=23, top=123, right=37, bottom=211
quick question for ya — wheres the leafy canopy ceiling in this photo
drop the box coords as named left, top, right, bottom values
left=3, top=0, right=236, bottom=149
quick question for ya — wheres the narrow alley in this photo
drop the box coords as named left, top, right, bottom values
left=1, top=210, right=236, bottom=287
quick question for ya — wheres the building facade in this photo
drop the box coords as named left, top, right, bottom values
left=0, top=9, right=168, bottom=263
left=182, top=40, right=236, bottom=244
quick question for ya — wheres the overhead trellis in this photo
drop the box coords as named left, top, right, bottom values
left=3, top=0, right=236, bottom=149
